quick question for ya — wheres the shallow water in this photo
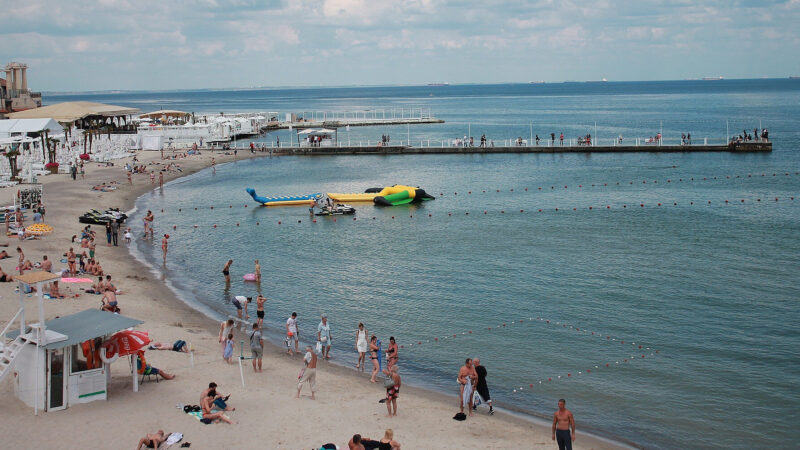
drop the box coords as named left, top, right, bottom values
left=104, top=80, right=800, bottom=449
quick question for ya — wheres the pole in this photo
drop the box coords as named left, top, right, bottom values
left=239, top=340, right=246, bottom=387
left=594, top=122, right=597, bottom=147
left=132, top=354, right=139, bottom=392
left=660, top=121, right=663, bottom=146
left=530, top=122, right=533, bottom=147
left=726, top=120, right=729, bottom=142
left=407, top=124, right=410, bottom=146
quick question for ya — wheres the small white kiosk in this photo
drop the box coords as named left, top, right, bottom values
left=1, top=271, right=143, bottom=414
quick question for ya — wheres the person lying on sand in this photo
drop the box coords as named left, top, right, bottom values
left=149, top=340, right=189, bottom=353
left=0, top=266, right=13, bottom=282
left=136, top=430, right=165, bottom=450
left=0, top=250, right=9, bottom=259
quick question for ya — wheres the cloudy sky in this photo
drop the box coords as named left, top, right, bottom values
left=3, top=0, right=800, bottom=91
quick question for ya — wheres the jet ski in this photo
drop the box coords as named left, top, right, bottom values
left=79, top=208, right=128, bottom=224
left=315, top=204, right=356, bottom=216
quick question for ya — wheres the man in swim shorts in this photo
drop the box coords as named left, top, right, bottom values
left=101, top=290, right=118, bottom=312
left=232, top=296, right=251, bottom=320
left=255, top=295, right=267, bottom=328
left=552, top=398, right=575, bottom=450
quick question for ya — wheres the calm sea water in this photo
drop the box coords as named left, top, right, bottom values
left=60, top=81, right=800, bottom=449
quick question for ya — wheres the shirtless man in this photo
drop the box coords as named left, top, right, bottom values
left=254, top=259, right=261, bottom=282
left=136, top=430, right=165, bottom=450
left=552, top=398, right=576, bottom=450
left=40, top=255, right=52, bottom=272
left=222, top=259, right=232, bottom=283
left=101, top=290, right=118, bottom=312
left=457, top=358, right=475, bottom=416
left=202, top=390, right=236, bottom=424
left=255, top=294, right=267, bottom=328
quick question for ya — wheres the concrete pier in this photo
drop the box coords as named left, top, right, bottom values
left=276, top=142, right=771, bottom=155
left=263, top=117, right=444, bottom=131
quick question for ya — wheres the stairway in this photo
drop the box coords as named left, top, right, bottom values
left=0, top=336, right=25, bottom=384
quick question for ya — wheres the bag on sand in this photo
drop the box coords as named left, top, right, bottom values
left=453, top=412, right=467, bottom=421
left=472, top=390, right=482, bottom=407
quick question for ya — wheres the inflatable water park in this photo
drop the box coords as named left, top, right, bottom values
left=246, top=185, right=434, bottom=207
left=246, top=188, right=322, bottom=206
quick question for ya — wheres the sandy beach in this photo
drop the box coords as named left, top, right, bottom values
left=0, top=149, right=624, bottom=450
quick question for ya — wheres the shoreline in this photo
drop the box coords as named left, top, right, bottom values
left=1, top=150, right=628, bottom=449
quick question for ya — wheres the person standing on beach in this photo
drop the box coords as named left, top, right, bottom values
left=161, top=234, right=169, bottom=263
left=219, top=319, right=234, bottom=352
left=66, top=247, right=77, bottom=275
left=317, top=314, right=332, bottom=360
left=111, top=220, right=120, bottom=246
left=383, top=365, right=401, bottom=417
left=552, top=399, right=575, bottom=450
left=296, top=345, right=317, bottom=399
left=105, top=221, right=112, bottom=246
left=70, top=161, right=77, bottom=180
left=355, top=323, right=368, bottom=370
left=458, top=358, right=475, bottom=417
left=222, top=333, right=234, bottom=364
left=254, top=259, right=261, bottom=282
left=472, top=358, right=493, bottom=415
left=159, top=170, right=164, bottom=189
left=143, top=210, right=154, bottom=238
left=249, top=323, right=263, bottom=372
left=254, top=294, right=266, bottom=328
left=150, top=171, right=155, bottom=185
left=286, top=312, right=299, bottom=355
left=222, top=259, right=232, bottom=283
left=386, top=336, right=398, bottom=371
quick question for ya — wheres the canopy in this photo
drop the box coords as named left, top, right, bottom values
left=298, top=128, right=336, bottom=135
left=102, top=330, right=151, bottom=359
left=7, top=101, right=139, bottom=123
left=0, top=118, right=63, bottom=137
left=138, top=110, right=190, bottom=119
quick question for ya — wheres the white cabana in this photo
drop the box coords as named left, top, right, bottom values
left=0, top=118, right=63, bottom=138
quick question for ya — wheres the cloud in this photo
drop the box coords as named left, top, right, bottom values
left=1, top=0, right=799, bottom=90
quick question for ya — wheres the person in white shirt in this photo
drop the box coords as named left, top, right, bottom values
left=285, top=312, right=299, bottom=355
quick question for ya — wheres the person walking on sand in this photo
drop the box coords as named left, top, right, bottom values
left=149, top=171, right=155, bottom=185
left=219, top=319, right=234, bottom=352
left=296, top=345, right=317, bottom=399
left=473, top=357, right=494, bottom=415
left=249, top=323, right=263, bottom=372
left=383, top=365, right=401, bottom=417
left=355, top=322, right=368, bottom=370
left=161, top=234, right=169, bottom=263
left=255, top=294, right=267, bottom=328
left=286, top=312, right=299, bottom=355
left=159, top=170, right=164, bottom=189
left=369, top=335, right=379, bottom=382
left=222, top=259, right=232, bottom=283
left=111, top=219, right=120, bottom=246
left=317, top=314, right=332, bottom=360
left=552, top=398, right=576, bottom=450
left=458, top=358, right=475, bottom=417
left=222, top=333, right=234, bottom=364
left=254, top=259, right=261, bottom=282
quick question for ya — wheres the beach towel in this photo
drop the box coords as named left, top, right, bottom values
left=61, top=277, right=93, bottom=283
left=462, top=377, right=473, bottom=407
left=165, top=432, right=183, bottom=446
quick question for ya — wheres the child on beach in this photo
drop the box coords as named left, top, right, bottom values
left=124, top=228, right=132, bottom=244
left=223, top=333, right=234, bottom=364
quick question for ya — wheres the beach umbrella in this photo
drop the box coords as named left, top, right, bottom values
left=25, top=223, right=53, bottom=236
left=101, top=330, right=151, bottom=363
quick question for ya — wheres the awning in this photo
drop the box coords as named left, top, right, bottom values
left=8, top=309, right=144, bottom=350
left=7, top=101, right=140, bottom=123
left=138, top=110, right=191, bottom=119
left=0, top=118, right=63, bottom=136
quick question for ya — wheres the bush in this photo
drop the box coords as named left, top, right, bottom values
left=45, top=162, right=59, bottom=169
left=79, top=153, right=90, bottom=160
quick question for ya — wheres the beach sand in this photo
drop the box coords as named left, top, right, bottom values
left=0, top=149, right=624, bottom=449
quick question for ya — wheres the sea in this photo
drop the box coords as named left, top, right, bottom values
left=48, top=80, right=800, bottom=449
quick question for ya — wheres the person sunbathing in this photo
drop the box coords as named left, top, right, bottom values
left=91, top=260, right=104, bottom=276
left=0, top=250, right=9, bottom=259
left=149, top=340, right=189, bottom=353
left=136, top=352, right=175, bottom=380
left=19, top=260, right=34, bottom=271
left=136, top=430, right=165, bottom=449
left=0, top=266, right=13, bottom=282
left=202, top=390, right=236, bottom=424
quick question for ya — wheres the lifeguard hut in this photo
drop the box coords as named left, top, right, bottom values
left=0, top=271, right=143, bottom=413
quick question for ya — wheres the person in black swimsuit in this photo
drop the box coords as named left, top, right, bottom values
left=369, top=335, right=380, bottom=383
left=222, top=259, right=232, bottom=283
left=136, top=430, right=164, bottom=449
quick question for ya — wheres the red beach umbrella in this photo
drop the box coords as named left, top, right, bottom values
left=100, top=330, right=151, bottom=363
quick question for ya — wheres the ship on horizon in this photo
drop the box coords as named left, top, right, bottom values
left=427, top=82, right=449, bottom=86
left=702, top=76, right=724, bottom=80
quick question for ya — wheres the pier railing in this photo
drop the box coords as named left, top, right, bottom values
left=215, top=136, right=747, bottom=150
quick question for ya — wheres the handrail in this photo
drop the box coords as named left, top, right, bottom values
left=1, top=307, right=23, bottom=341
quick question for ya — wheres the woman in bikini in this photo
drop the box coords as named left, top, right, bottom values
left=386, top=336, right=398, bottom=371
left=369, top=335, right=380, bottom=383
left=66, top=247, right=76, bottom=275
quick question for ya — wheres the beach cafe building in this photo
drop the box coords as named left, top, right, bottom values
left=1, top=271, right=143, bottom=414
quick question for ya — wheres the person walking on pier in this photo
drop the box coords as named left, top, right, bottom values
left=535, top=134, right=540, bottom=145
left=551, top=133, right=556, bottom=144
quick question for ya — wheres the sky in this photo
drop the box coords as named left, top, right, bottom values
left=2, top=0, right=800, bottom=92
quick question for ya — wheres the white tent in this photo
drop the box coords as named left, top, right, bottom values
left=0, top=119, right=64, bottom=138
